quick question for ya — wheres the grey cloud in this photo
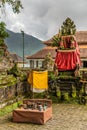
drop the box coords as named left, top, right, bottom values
left=1, top=0, right=87, bottom=40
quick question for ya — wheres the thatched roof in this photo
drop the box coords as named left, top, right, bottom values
left=10, top=53, right=27, bottom=63
left=79, top=45, right=87, bottom=58
left=26, top=46, right=56, bottom=59
left=43, top=31, right=87, bottom=46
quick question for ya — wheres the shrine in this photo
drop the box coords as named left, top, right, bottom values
left=49, top=18, right=85, bottom=103
left=54, top=35, right=80, bottom=71
left=52, top=18, right=80, bottom=72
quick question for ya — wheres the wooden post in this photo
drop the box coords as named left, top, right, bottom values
left=32, top=70, right=34, bottom=99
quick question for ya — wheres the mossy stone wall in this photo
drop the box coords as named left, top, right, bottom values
left=0, top=81, right=30, bottom=108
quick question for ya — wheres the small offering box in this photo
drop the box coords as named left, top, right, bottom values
left=13, top=99, right=52, bottom=124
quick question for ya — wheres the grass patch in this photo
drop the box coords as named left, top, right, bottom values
left=0, top=101, right=22, bottom=116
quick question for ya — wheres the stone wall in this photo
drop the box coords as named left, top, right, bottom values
left=0, top=81, right=30, bottom=108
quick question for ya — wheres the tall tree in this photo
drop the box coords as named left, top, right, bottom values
left=0, top=0, right=23, bottom=13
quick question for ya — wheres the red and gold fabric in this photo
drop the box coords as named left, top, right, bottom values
left=55, top=40, right=81, bottom=71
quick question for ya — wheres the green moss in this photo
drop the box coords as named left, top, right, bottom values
left=72, top=91, right=77, bottom=98
left=56, top=90, right=61, bottom=98
left=72, top=85, right=77, bottom=98
left=0, top=75, right=17, bottom=88
left=33, top=92, right=47, bottom=99
left=56, top=87, right=61, bottom=99
left=0, top=102, right=20, bottom=116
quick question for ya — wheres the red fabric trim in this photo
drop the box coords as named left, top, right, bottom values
left=55, top=42, right=81, bottom=71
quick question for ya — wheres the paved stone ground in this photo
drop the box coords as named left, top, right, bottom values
left=0, top=104, right=87, bottom=130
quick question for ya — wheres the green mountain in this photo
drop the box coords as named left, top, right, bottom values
left=5, top=30, right=45, bottom=57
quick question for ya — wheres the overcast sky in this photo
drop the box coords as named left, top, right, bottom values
left=1, top=0, right=87, bottom=40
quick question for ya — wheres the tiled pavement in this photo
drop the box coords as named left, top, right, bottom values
left=0, top=104, right=87, bottom=130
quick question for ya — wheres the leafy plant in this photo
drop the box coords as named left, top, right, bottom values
left=7, top=63, right=20, bottom=77
left=42, top=53, right=54, bottom=70
left=60, top=17, right=76, bottom=35
left=0, top=22, right=9, bottom=45
left=52, top=35, right=61, bottom=47
left=1, top=0, right=23, bottom=13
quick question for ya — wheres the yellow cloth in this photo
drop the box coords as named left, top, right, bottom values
left=28, top=71, right=48, bottom=90
left=28, top=71, right=33, bottom=85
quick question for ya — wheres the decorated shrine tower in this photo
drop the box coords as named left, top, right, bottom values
left=52, top=18, right=81, bottom=76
